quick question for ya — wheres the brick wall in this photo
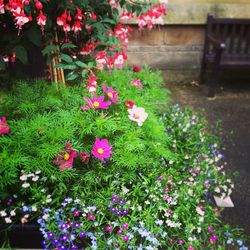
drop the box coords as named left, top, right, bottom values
left=125, top=0, right=250, bottom=82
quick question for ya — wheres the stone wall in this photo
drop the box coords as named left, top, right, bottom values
left=126, top=0, right=250, bottom=82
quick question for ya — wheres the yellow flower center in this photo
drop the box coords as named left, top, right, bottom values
left=64, top=153, right=70, bottom=160
left=133, top=114, right=140, bottom=119
left=107, top=92, right=113, bottom=98
left=97, top=148, right=104, bottom=154
left=93, top=101, right=99, bottom=107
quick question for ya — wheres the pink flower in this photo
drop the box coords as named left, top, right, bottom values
left=106, top=225, right=113, bottom=232
left=128, top=106, right=148, bottom=126
left=0, top=117, right=10, bottom=135
left=132, top=65, right=141, bottom=72
left=130, top=79, right=143, bottom=89
left=81, top=96, right=111, bottom=110
left=188, top=246, right=195, bottom=250
left=210, top=234, right=217, bottom=244
left=102, top=84, right=119, bottom=104
left=95, top=52, right=107, bottom=70
left=92, top=138, right=112, bottom=161
left=125, top=100, right=135, bottom=108
left=53, top=142, right=77, bottom=171
left=88, top=214, right=95, bottom=220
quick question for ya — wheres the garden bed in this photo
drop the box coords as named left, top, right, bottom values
left=0, top=68, right=248, bottom=249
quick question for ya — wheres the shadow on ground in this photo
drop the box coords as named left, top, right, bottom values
left=165, top=81, right=250, bottom=237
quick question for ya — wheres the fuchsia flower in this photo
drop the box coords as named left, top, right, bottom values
left=53, top=142, right=77, bottom=171
left=81, top=96, right=111, bottom=110
left=92, top=138, right=112, bottom=161
left=130, top=79, right=143, bottom=89
left=0, top=117, right=10, bottom=135
left=36, top=11, right=46, bottom=32
left=128, top=106, right=148, bottom=126
left=102, top=84, right=119, bottom=104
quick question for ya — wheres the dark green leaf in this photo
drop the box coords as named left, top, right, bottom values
left=75, top=61, right=87, bottom=68
left=27, top=25, right=42, bottom=47
left=0, top=57, right=5, bottom=70
left=42, top=44, right=58, bottom=55
left=60, top=53, right=73, bottom=64
left=66, top=73, right=79, bottom=81
left=55, top=63, right=77, bottom=70
left=81, top=70, right=88, bottom=78
left=61, top=43, right=77, bottom=50
left=14, top=45, right=28, bottom=64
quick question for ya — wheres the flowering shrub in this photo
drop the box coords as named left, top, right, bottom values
left=0, top=68, right=249, bottom=249
left=0, top=0, right=167, bottom=85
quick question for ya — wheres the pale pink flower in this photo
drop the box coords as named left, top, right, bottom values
left=128, top=106, right=148, bottom=126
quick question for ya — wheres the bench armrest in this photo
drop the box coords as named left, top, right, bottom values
left=207, top=34, right=226, bottom=50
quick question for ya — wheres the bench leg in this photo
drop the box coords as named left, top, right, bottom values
left=199, top=61, right=206, bottom=85
left=207, top=66, right=220, bottom=97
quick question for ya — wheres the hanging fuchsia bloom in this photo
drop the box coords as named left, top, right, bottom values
left=128, top=106, right=148, bottom=126
left=81, top=96, right=111, bottom=110
left=92, top=138, right=112, bottom=161
left=53, top=142, right=77, bottom=171
left=102, top=84, right=119, bottom=104
left=130, top=79, right=143, bottom=89
left=0, top=0, right=5, bottom=14
left=0, top=117, right=10, bottom=135
left=36, top=11, right=46, bottom=32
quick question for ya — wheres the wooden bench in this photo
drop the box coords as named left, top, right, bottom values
left=200, top=14, right=250, bottom=97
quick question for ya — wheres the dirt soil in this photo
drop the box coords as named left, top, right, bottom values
left=165, top=81, right=250, bottom=237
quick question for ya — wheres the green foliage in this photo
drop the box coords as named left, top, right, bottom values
left=0, top=68, right=170, bottom=197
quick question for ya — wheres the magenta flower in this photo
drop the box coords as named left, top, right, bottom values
left=210, top=234, right=217, bottom=244
left=102, top=84, right=119, bottom=104
left=0, top=117, right=10, bottom=135
left=92, top=138, right=112, bottom=161
left=81, top=96, right=111, bottom=110
left=130, top=79, right=143, bottom=89
left=53, top=142, right=77, bottom=171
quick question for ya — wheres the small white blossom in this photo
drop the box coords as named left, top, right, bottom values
left=22, top=182, right=30, bottom=188
left=20, top=175, right=27, bottom=181
left=5, top=217, right=12, bottom=223
left=0, top=210, right=7, bottom=217
left=32, top=176, right=39, bottom=182
left=10, top=210, right=16, bottom=217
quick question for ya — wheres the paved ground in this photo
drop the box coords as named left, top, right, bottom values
left=165, top=81, right=250, bottom=237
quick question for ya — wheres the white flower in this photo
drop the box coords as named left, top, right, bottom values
left=215, top=187, right=221, bottom=193
left=122, top=186, right=130, bottom=195
left=5, top=217, right=12, bottom=223
left=32, top=176, right=39, bottom=182
left=128, top=106, right=148, bottom=126
left=10, top=210, right=16, bottom=217
left=155, top=219, right=163, bottom=226
left=169, top=160, right=174, bottom=165
left=42, top=214, right=49, bottom=220
left=197, top=227, right=202, bottom=233
left=196, top=207, right=204, bottom=216
left=0, top=210, right=7, bottom=217
left=20, top=175, right=27, bottom=181
left=35, top=170, right=41, bottom=174
left=145, top=200, right=150, bottom=205
left=31, top=206, right=37, bottom=212
left=22, top=182, right=30, bottom=188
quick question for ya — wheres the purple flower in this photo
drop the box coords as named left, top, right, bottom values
left=79, top=232, right=86, bottom=238
left=106, top=225, right=113, bottom=232
left=110, top=207, right=117, bottom=212
left=119, top=200, right=126, bottom=205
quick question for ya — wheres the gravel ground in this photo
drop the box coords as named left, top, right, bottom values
left=164, top=81, right=250, bottom=237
